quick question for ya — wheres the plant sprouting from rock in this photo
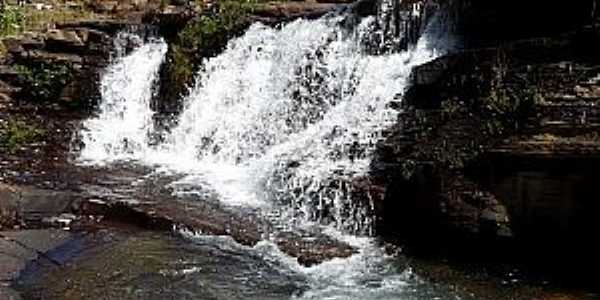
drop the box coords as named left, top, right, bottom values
left=0, top=5, right=24, bottom=37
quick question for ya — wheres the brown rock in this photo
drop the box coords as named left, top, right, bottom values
left=0, top=80, right=19, bottom=95
left=18, top=32, right=45, bottom=50
left=0, top=229, right=72, bottom=282
left=0, top=184, right=20, bottom=230
left=58, top=80, right=79, bottom=103
left=275, top=231, right=357, bottom=266
left=90, top=0, right=118, bottom=13
left=1, top=38, right=24, bottom=55
left=251, top=2, right=340, bottom=21
left=44, top=29, right=85, bottom=53
left=24, top=50, right=83, bottom=65
left=0, top=92, right=11, bottom=107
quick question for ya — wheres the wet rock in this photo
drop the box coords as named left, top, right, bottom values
left=0, top=184, right=20, bottom=230
left=18, top=33, right=46, bottom=50
left=1, top=34, right=45, bottom=57
left=9, top=185, right=81, bottom=228
left=57, top=80, right=80, bottom=103
left=76, top=180, right=264, bottom=246
left=275, top=231, right=357, bottom=266
left=13, top=230, right=304, bottom=300
left=77, top=198, right=107, bottom=216
left=64, top=168, right=352, bottom=266
left=41, top=213, right=78, bottom=229
left=0, top=229, right=72, bottom=282
left=143, top=5, right=197, bottom=42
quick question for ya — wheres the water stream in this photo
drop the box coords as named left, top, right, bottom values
left=74, top=5, right=463, bottom=300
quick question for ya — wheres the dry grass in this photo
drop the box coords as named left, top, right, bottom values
left=1, top=1, right=109, bottom=38
left=22, top=5, right=100, bottom=31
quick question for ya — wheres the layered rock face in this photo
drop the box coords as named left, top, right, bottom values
left=372, top=0, right=600, bottom=276
left=0, top=22, right=136, bottom=110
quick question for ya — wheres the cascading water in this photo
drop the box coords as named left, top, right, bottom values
left=144, top=11, right=451, bottom=235
left=78, top=32, right=167, bottom=163
left=77, top=3, right=456, bottom=299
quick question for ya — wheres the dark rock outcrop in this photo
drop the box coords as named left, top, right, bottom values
left=373, top=6, right=600, bottom=277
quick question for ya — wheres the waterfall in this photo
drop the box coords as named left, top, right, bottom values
left=148, top=13, right=449, bottom=235
left=78, top=32, right=168, bottom=163
left=73, top=5, right=456, bottom=299
left=77, top=6, right=451, bottom=235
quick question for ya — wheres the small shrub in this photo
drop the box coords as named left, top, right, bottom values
left=0, top=5, right=24, bottom=37
left=15, top=63, right=74, bottom=103
left=177, top=0, right=253, bottom=57
left=164, top=0, right=254, bottom=95
left=0, top=119, right=44, bottom=152
left=483, top=87, right=542, bottom=134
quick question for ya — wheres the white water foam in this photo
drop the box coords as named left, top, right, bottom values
left=180, top=228, right=448, bottom=300
left=146, top=14, right=450, bottom=230
left=78, top=33, right=168, bottom=164
left=77, top=12, right=450, bottom=228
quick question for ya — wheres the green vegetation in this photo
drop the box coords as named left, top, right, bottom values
left=482, top=87, right=542, bottom=135
left=14, top=62, right=74, bottom=103
left=165, top=0, right=255, bottom=97
left=0, top=5, right=24, bottom=37
left=0, top=118, right=44, bottom=153
left=178, top=0, right=255, bottom=54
